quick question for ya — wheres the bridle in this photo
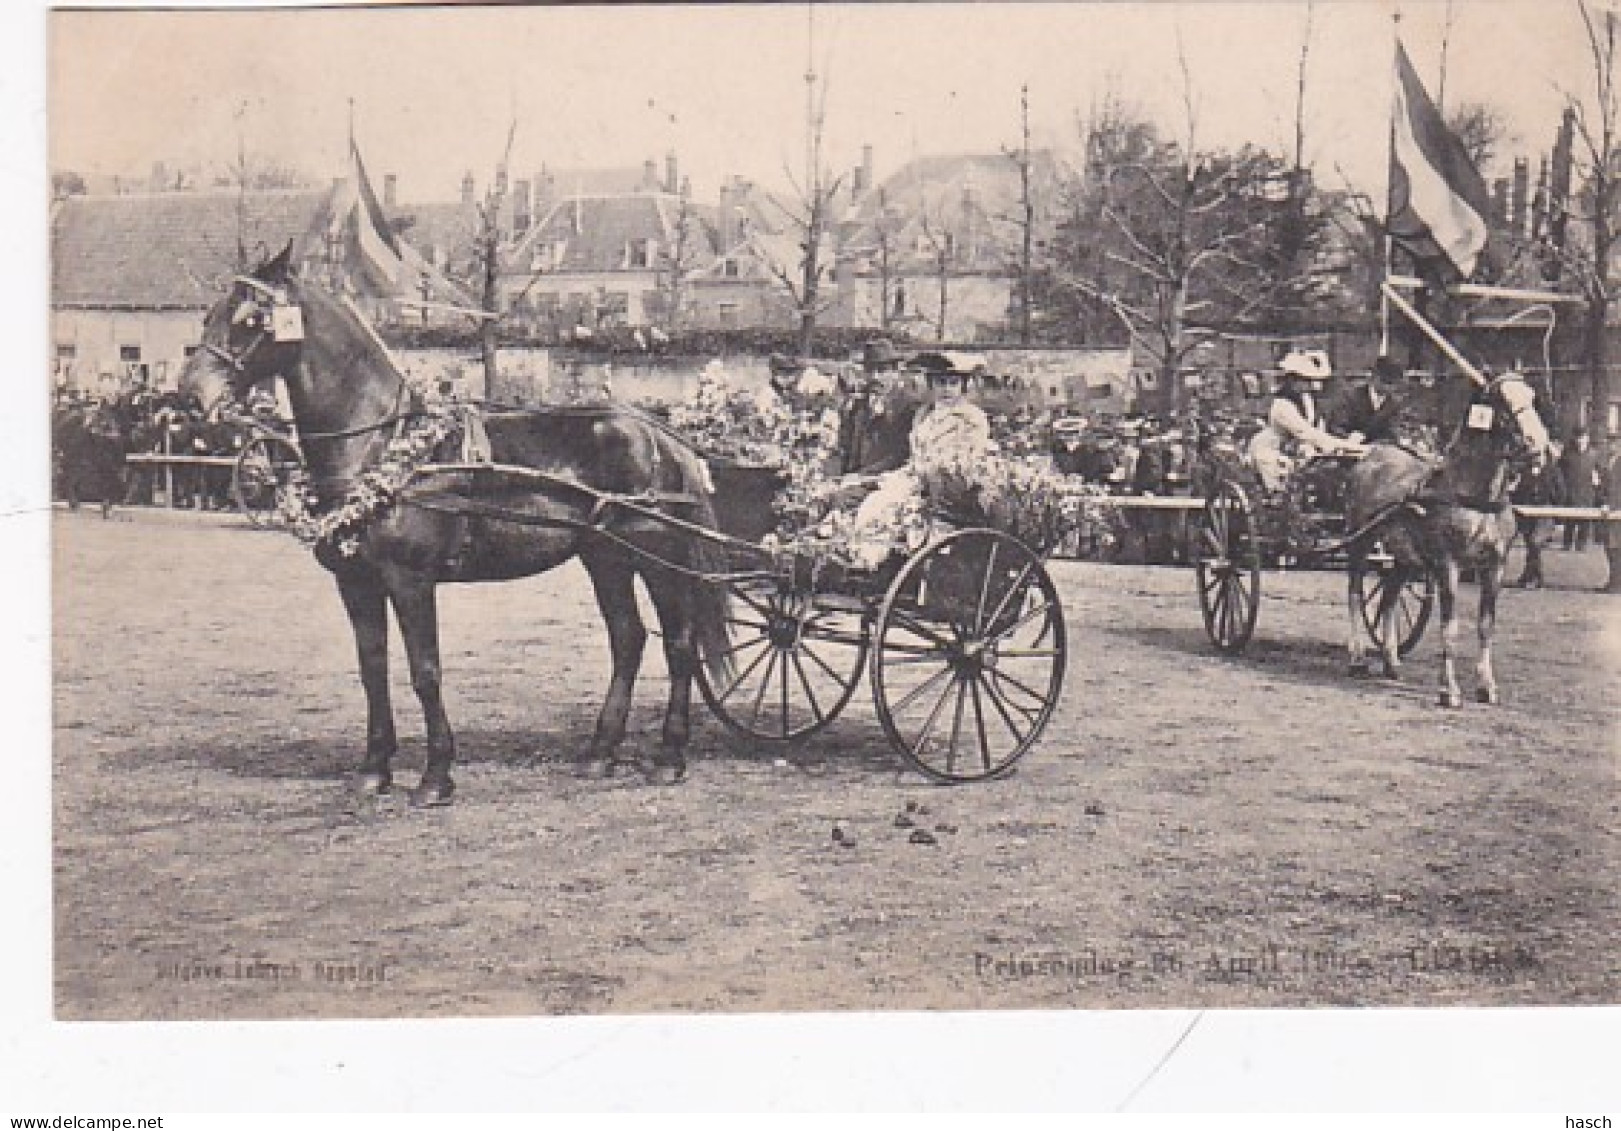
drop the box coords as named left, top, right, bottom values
left=203, top=274, right=417, bottom=447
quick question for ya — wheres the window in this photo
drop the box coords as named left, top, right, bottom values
left=54, top=344, right=76, bottom=382
left=722, top=258, right=740, bottom=278
left=626, top=239, right=655, bottom=269
left=120, top=344, right=148, bottom=383
left=717, top=302, right=739, bottom=328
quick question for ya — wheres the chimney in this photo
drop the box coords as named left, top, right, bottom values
left=862, top=145, right=874, bottom=193
left=1492, top=178, right=1510, bottom=227
left=461, top=171, right=476, bottom=205
left=383, top=173, right=397, bottom=210
left=495, top=164, right=509, bottom=198
left=718, top=178, right=735, bottom=250
left=665, top=151, right=678, bottom=195
left=1511, top=157, right=1530, bottom=237
left=513, top=179, right=532, bottom=235
left=535, top=165, right=556, bottom=218
left=149, top=161, right=168, bottom=193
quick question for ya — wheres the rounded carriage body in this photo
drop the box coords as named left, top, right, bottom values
left=693, top=461, right=1067, bottom=784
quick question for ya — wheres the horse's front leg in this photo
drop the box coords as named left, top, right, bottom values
left=643, top=569, right=697, bottom=786
left=1346, top=557, right=1372, bottom=677
left=383, top=572, right=457, bottom=806
left=1436, top=558, right=1463, bottom=708
left=1474, top=558, right=1504, bottom=705
left=580, top=553, right=647, bottom=778
left=335, top=567, right=397, bottom=795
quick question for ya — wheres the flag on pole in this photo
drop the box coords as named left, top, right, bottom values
left=300, top=138, right=475, bottom=315
left=1387, top=41, right=1493, bottom=283
left=341, top=140, right=405, bottom=292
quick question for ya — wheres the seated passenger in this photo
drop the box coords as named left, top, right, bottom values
left=846, top=361, right=992, bottom=567
left=1246, top=349, right=1364, bottom=494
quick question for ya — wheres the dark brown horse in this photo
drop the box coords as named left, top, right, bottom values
left=180, top=246, right=731, bottom=803
left=1344, top=372, right=1554, bottom=706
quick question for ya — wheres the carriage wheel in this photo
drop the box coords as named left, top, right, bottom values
left=232, top=435, right=304, bottom=529
left=1194, top=480, right=1261, bottom=653
left=1353, top=557, right=1434, bottom=658
left=696, top=579, right=868, bottom=743
left=872, top=529, right=1065, bottom=784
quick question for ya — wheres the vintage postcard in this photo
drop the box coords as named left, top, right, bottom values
left=27, top=0, right=1621, bottom=1109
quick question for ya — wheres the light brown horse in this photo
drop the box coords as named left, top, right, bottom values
left=1344, top=372, right=1553, bottom=706
left=180, top=246, right=732, bottom=804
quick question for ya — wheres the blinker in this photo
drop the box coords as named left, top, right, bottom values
left=1466, top=403, right=1495, bottom=431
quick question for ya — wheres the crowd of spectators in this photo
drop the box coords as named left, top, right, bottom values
left=51, top=383, right=288, bottom=511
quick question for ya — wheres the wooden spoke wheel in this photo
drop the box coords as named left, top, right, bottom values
left=871, top=529, right=1066, bottom=784
left=696, top=579, right=868, bottom=743
left=1353, top=555, right=1434, bottom=658
left=1194, top=480, right=1261, bottom=653
left=232, top=435, right=305, bottom=529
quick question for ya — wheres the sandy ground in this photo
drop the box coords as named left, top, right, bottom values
left=51, top=508, right=1620, bottom=1019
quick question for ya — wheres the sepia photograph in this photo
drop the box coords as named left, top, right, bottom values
left=20, top=0, right=1621, bottom=1108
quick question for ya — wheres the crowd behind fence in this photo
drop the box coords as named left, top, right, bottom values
left=50, top=383, right=1620, bottom=577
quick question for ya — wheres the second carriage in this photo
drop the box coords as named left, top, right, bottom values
left=1191, top=451, right=1436, bottom=656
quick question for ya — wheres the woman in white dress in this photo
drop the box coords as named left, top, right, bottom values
left=847, top=363, right=992, bottom=566
left=1247, top=349, right=1364, bottom=494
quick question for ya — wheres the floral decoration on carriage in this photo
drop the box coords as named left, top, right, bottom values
left=667, top=359, right=1117, bottom=571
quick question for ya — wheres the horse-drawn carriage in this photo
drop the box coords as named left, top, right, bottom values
left=178, top=250, right=1071, bottom=801
left=1192, top=452, right=1435, bottom=657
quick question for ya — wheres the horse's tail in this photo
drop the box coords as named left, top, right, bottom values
left=667, top=438, right=733, bottom=690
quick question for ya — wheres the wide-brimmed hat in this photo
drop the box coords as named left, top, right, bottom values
left=1278, top=349, right=1332, bottom=383
left=862, top=338, right=902, bottom=370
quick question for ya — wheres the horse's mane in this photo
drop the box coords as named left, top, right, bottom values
left=289, top=275, right=415, bottom=397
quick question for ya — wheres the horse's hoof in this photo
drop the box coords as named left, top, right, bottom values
left=409, top=777, right=455, bottom=807
left=1349, top=660, right=1371, bottom=679
left=646, top=761, right=688, bottom=787
left=1437, top=691, right=1462, bottom=709
left=1380, top=667, right=1401, bottom=682
left=1476, top=687, right=1500, bottom=705
left=352, top=771, right=392, bottom=797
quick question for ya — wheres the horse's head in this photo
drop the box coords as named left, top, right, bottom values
left=179, top=241, right=305, bottom=418
left=1482, top=371, right=1555, bottom=473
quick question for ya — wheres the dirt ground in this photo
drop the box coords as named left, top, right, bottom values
left=51, top=508, right=1620, bottom=1020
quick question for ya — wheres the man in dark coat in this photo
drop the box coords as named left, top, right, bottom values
left=839, top=338, right=906, bottom=474
left=1334, top=355, right=1408, bottom=445
left=1560, top=428, right=1601, bottom=551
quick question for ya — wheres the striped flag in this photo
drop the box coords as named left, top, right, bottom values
left=339, top=140, right=405, bottom=292
left=1388, top=42, right=1492, bottom=283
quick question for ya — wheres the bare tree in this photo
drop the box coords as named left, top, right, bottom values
left=765, top=58, right=845, bottom=354
left=1003, top=83, right=1039, bottom=344
left=655, top=186, right=702, bottom=335
left=1294, top=0, right=1315, bottom=171
left=1447, top=101, right=1512, bottom=173
left=873, top=186, right=901, bottom=330
left=918, top=198, right=956, bottom=341
left=1561, top=0, right=1621, bottom=448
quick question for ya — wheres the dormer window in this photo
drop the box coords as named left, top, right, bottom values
left=626, top=238, right=656, bottom=269
left=722, top=258, right=740, bottom=279
left=531, top=241, right=565, bottom=272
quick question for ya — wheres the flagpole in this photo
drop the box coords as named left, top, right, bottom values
left=1380, top=7, right=1401, bottom=358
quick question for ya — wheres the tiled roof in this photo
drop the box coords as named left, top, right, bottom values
left=393, top=200, right=484, bottom=278
left=51, top=189, right=327, bottom=309
left=842, top=152, right=1063, bottom=275
left=513, top=193, right=719, bottom=275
